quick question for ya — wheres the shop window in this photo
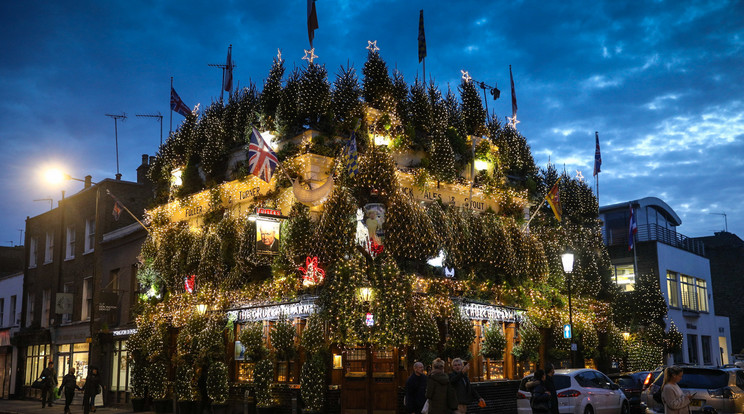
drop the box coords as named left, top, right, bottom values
left=111, top=340, right=131, bottom=392
left=237, top=362, right=255, bottom=382
left=24, top=344, right=50, bottom=385
left=72, top=343, right=89, bottom=384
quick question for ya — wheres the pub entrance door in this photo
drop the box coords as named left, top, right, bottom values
left=341, top=346, right=400, bottom=414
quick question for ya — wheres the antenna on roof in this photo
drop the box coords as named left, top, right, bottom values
left=709, top=212, right=728, bottom=232
left=105, top=113, right=127, bottom=179
left=136, top=112, right=164, bottom=146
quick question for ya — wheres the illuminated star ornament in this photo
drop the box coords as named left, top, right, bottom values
left=191, top=103, right=200, bottom=116
left=507, top=115, right=520, bottom=129
left=366, top=40, right=380, bottom=53
left=575, top=170, right=585, bottom=182
left=277, top=48, right=282, bottom=62
left=302, top=48, right=318, bottom=64
left=300, top=256, right=326, bottom=287
left=461, top=70, right=472, bottom=83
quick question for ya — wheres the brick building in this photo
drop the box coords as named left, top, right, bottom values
left=16, top=155, right=152, bottom=398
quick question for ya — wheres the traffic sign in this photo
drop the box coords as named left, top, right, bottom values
left=563, top=324, right=572, bottom=339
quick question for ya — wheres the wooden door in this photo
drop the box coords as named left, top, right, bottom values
left=370, top=347, right=397, bottom=414
left=342, top=348, right=369, bottom=414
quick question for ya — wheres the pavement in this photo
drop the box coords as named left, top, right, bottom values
left=0, top=399, right=153, bottom=414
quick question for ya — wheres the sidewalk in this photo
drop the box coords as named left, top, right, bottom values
left=0, top=399, right=153, bottom=414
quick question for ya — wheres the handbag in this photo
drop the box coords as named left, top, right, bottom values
left=31, top=378, right=44, bottom=389
left=421, top=399, right=430, bottom=414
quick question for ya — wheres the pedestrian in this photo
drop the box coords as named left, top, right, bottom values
left=543, top=363, right=559, bottom=414
left=661, top=366, right=693, bottom=414
left=40, top=361, right=57, bottom=408
left=82, top=367, right=102, bottom=414
left=405, top=361, right=428, bottom=414
left=449, top=358, right=485, bottom=414
left=60, top=367, right=82, bottom=413
left=425, top=358, right=457, bottom=414
left=529, top=369, right=551, bottom=414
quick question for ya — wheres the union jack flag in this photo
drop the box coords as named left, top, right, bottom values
left=170, top=87, right=191, bottom=118
left=248, top=127, right=278, bottom=183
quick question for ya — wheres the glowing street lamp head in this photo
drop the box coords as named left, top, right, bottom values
left=561, top=252, right=575, bottom=273
left=44, top=168, right=68, bottom=185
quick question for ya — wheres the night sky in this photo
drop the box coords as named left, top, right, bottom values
left=1, top=1, right=743, bottom=248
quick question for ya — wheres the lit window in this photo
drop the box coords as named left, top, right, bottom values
left=666, top=271, right=680, bottom=308
left=613, top=264, right=636, bottom=292
left=696, top=279, right=708, bottom=312
left=680, top=275, right=697, bottom=310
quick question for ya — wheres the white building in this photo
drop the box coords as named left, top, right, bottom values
left=0, top=270, right=23, bottom=398
left=600, top=197, right=733, bottom=366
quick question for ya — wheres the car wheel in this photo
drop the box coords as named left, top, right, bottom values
left=584, top=405, right=594, bottom=414
left=620, top=401, right=629, bottom=414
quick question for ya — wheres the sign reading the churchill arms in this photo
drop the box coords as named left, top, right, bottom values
left=459, top=301, right=525, bottom=323
left=228, top=297, right=318, bottom=322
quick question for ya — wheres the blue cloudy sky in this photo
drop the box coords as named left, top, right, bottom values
left=1, top=0, right=743, bottom=247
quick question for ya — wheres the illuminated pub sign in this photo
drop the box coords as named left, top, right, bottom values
left=228, top=297, right=318, bottom=322
left=458, top=301, right=525, bottom=323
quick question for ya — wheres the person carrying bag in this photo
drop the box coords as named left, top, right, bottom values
left=529, top=369, right=552, bottom=414
left=424, top=358, right=458, bottom=414
left=60, top=367, right=82, bottom=414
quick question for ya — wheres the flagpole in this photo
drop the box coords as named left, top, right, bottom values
left=106, top=190, right=151, bottom=235
left=523, top=199, right=547, bottom=232
left=169, top=77, right=173, bottom=135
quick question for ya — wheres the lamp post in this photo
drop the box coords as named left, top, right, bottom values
left=561, top=251, right=575, bottom=368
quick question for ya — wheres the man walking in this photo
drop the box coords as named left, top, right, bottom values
left=60, top=367, right=81, bottom=413
left=405, top=362, right=428, bottom=414
left=40, top=361, right=57, bottom=408
left=449, top=358, right=485, bottom=414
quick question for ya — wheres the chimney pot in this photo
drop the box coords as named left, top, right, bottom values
left=84, top=175, right=92, bottom=188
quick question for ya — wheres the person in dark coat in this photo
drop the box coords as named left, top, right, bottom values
left=405, top=362, right=428, bottom=414
left=60, top=367, right=82, bottom=413
left=40, top=361, right=57, bottom=408
left=425, top=358, right=457, bottom=414
left=543, top=363, right=560, bottom=414
left=529, top=369, right=552, bottom=414
left=82, top=367, right=102, bottom=414
left=449, top=358, right=485, bottom=414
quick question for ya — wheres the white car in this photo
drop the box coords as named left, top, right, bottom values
left=517, top=369, right=630, bottom=414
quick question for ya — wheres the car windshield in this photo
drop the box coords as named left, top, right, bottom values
left=678, top=370, right=728, bottom=389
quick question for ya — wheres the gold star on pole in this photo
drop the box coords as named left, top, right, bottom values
left=191, top=103, right=200, bottom=116
left=366, top=40, right=380, bottom=53
left=302, top=48, right=318, bottom=64
left=461, top=70, right=472, bottom=83
left=575, top=170, right=585, bottom=182
left=277, top=48, right=282, bottom=62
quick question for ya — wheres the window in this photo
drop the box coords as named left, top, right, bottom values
left=696, top=279, right=709, bottom=312
left=65, top=226, right=76, bottom=259
left=82, top=277, right=92, bottom=320
left=26, top=293, right=35, bottom=327
left=41, top=289, right=51, bottom=328
left=29, top=237, right=38, bottom=268
left=10, top=295, right=17, bottom=326
left=666, top=271, right=680, bottom=308
left=613, top=264, right=636, bottom=292
left=24, top=344, right=51, bottom=385
left=44, top=231, right=54, bottom=263
left=0, top=298, right=4, bottom=327
left=84, top=218, right=95, bottom=253
left=687, top=334, right=699, bottom=365
left=62, top=283, right=73, bottom=324
left=701, top=336, right=712, bottom=365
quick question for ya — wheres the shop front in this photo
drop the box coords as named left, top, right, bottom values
left=53, top=323, right=91, bottom=386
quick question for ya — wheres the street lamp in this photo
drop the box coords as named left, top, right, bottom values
left=561, top=251, right=575, bottom=368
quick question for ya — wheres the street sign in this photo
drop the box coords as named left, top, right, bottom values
left=571, top=343, right=577, bottom=351
left=563, top=324, right=572, bottom=339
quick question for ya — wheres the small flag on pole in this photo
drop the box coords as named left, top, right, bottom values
left=223, top=45, right=233, bottom=92
left=418, top=10, right=427, bottom=63
left=545, top=178, right=562, bottom=221
left=509, top=65, right=518, bottom=127
left=248, top=127, right=279, bottom=183
left=170, top=87, right=191, bottom=118
left=341, top=132, right=359, bottom=177
left=593, top=131, right=602, bottom=176
left=112, top=200, right=123, bottom=221
left=628, top=203, right=638, bottom=251
left=307, top=0, right=319, bottom=47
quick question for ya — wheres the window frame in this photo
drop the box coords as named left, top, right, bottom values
left=666, top=271, right=680, bottom=308
left=81, top=277, right=93, bottom=321
left=65, top=225, right=76, bottom=259
left=26, top=292, right=35, bottom=327
left=84, top=218, right=95, bottom=253
left=44, top=231, right=54, bottom=264
left=29, top=237, right=38, bottom=268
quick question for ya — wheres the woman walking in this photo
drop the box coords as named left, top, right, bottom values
left=82, top=367, right=102, bottom=414
left=60, top=367, right=81, bottom=413
left=661, top=366, right=693, bottom=414
left=425, top=358, right=457, bottom=414
left=529, top=369, right=551, bottom=414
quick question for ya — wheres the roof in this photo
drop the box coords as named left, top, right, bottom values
left=600, top=196, right=682, bottom=226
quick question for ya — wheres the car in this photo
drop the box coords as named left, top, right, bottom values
left=641, top=367, right=744, bottom=414
left=609, top=371, right=651, bottom=414
left=517, top=368, right=630, bottom=414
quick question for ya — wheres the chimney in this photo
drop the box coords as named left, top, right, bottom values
left=137, top=154, right=150, bottom=184
left=84, top=175, right=93, bottom=189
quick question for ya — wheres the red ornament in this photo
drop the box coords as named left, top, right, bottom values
left=299, top=256, right=325, bottom=287
left=184, top=275, right=195, bottom=293
left=369, top=240, right=384, bottom=257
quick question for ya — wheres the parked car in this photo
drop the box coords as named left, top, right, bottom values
left=518, top=369, right=630, bottom=414
left=609, top=371, right=651, bottom=414
left=641, top=367, right=744, bottom=414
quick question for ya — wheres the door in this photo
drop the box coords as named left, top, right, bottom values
left=370, top=348, right=396, bottom=414
left=341, top=346, right=400, bottom=414
left=596, top=372, right=623, bottom=412
left=342, top=348, right=369, bottom=414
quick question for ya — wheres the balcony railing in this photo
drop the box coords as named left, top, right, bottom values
left=604, top=223, right=705, bottom=256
